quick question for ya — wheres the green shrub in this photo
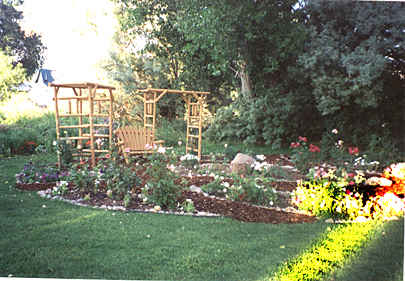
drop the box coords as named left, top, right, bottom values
left=156, top=118, right=187, bottom=146
left=141, top=150, right=183, bottom=209
left=0, top=110, right=57, bottom=156
left=67, top=152, right=141, bottom=201
left=201, top=171, right=277, bottom=207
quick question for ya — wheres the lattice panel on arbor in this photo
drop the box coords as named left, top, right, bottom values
left=137, top=88, right=209, bottom=160
left=51, top=82, right=115, bottom=167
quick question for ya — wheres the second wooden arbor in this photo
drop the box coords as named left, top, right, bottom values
left=136, top=88, right=209, bottom=160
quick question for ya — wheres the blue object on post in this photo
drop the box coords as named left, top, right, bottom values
left=35, top=69, right=55, bottom=86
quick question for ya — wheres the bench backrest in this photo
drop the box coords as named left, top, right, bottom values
left=115, top=126, right=154, bottom=151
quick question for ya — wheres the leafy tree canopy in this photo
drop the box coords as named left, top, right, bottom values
left=0, top=50, right=25, bottom=101
left=0, top=0, right=45, bottom=77
left=109, top=0, right=405, bottom=151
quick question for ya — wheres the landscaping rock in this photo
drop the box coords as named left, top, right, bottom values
left=230, top=153, right=256, bottom=174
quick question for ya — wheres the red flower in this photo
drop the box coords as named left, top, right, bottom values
left=309, top=144, right=320, bottom=153
left=290, top=142, right=300, bottom=148
left=345, top=189, right=351, bottom=195
left=298, top=136, right=308, bottom=142
left=349, top=181, right=355, bottom=185
left=348, top=173, right=355, bottom=178
left=348, top=146, right=359, bottom=155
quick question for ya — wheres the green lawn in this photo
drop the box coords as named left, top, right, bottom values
left=0, top=154, right=403, bottom=280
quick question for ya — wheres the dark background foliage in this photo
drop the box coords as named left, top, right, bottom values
left=107, top=0, right=405, bottom=152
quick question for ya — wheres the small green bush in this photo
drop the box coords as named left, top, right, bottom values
left=201, top=171, right=277, bottom=207
left=141, top=151, right=183, bottom=209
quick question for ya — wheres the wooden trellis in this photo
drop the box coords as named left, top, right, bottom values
left=51, top=82, right=115, bottom=167
left=136, top=88, right=209, bottom=160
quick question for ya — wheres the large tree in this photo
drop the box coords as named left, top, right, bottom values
left=110, top=0, right=312, bottom=146
left=0, top=0, right=45, bottom=77
left=299, top=0, right=405, bottom=150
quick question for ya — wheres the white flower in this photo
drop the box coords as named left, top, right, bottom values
left=256, top=154, right=266, bottom=161
left=52, top=140, right=57, bottom=146
left=178, top=140, right=182, bottom=146
left=157, top=146, right=166, bottom=154
left=332, top=128, right=338, bottom=134
left=167, top=164, right=176, bottom=172
left=269, top=201, right=274, bottom=206
left=224, top=143, right=228, bottom=148
left=180, top=154, right=198, bottom=161
left=154, top=205, right=161, bottom=211
left=143, top=197, right=148, bottom=202
left=186, top=198, right=193, bottom=203
left=223, top=188, right=227, bottom=193
left=222, top=182, right=230, bottom=188
left=338, top=140, right=344, bottom=146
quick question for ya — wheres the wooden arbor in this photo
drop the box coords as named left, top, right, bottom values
left=136, top=88, right=209, bottom=160
left=51, top=82, right=115, bottom=167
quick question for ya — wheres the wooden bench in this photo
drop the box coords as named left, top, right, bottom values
left=115, top=126, right=164, bottom=163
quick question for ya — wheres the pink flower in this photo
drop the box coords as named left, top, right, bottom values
left=348, top=173, right=355, bottom=178
left=349, top=181, right=355, bottom=185
left=348, top=146, right=359, bottom=155
left=298, top=136, right=308, bottom=142
left=309, top=144, right=320, bottom=153
left=124, top=147, right=131, bottom=153
left=105, top=154, right=111, bottom=159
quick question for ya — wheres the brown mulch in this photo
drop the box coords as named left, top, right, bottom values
left=181, top=190, right=316, bottom=224
left=16, top=154, right=317, bottom=224
left=16, top=182, right=57, bottom=191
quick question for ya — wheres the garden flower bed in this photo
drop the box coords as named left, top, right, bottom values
left=17, top=152, right=317, bottom=223
left=15, top=147, right=404, bottom=224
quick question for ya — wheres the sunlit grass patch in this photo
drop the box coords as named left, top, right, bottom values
left=268, top=220, right=384, bottom=281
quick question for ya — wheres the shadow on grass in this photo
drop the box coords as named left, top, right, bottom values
left=327, top=218, right=404, bottom=281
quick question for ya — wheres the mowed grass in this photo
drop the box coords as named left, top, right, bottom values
left=0, top=154, right=328, bottom=280
left=325, top=219, right=404, bottom=281
left=1, top=154, right=403, bottom=280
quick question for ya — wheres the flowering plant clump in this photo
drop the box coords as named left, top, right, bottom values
left=180, top=198, right=196, bottom=213
left=179, top=153, right=199, bottom=170
left=293, top=168, right=367, bottom=220
left=15, top=161, right=69, bottom=184
left=293, top=163, right=405, bottom=220
left=141, top=149, right=183, bottom=209
left=290, top=136, right=322, bottom=173
left=201, top=171, right=277, bottom=207
left=52, top=181, right=69, bottom=196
